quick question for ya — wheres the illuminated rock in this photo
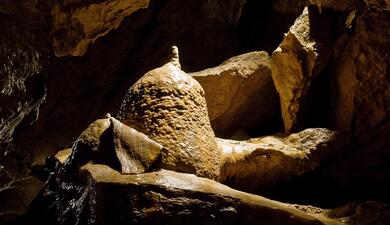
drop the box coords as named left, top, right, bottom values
left=191, top=51, right=279, bottom=136
left=219, top=128, right=341, bottom=191
left=117, top=47, right=221, bottom=180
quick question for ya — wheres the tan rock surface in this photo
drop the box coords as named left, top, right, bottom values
left=271, top=6, right=335, bottom=132
left=65, top=116, right=162, bottom=174
left=110, top=117, right=162, bottom=174
left=191, top=51, right=279, bottom=136
left=117, top=62, right=221, bottom=180
left=76, top=164, right=343, bottom=225
left=219, top=128, right=340, bottom=191
left=51, top=0, right=149, bottom=56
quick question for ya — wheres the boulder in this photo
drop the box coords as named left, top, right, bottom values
left=219, top=128, right=341, bottom=192
left=191, top=51, right=279, bottom=136
left=271, top=6, right=336, bottom=132
left=117, top=60, right=221, bottom=180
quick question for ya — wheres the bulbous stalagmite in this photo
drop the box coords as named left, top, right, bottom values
left=117, top=60, right=221, bottom=180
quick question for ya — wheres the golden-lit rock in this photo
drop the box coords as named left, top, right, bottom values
left=110, top=117, right=162, bottom=174
left=191, top=51, right=279, bottom=136
left=54, top=163, right=343, bottom=225
left=51, top=0, right=150, bottom=56
left=117, top=49, right=221, bottom=180
left=65, top=115, right=162, bottom=174
left=219, top=128, right=340, bottom=191
left=271, top=6, right=335, bottom=132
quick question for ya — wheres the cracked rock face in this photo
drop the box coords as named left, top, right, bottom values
left=117, top=62, right=221, bottom=180
left=271, top=6, right=337, bottom=132
left=191, top=51, right=279, bottom=136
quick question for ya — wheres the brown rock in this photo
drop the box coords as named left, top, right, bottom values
left=191, top=51, right=279, bottom=136
left=271, top=6, right=336, bottom=132
left=0, top=176, right=44, bottom=224
left=110, top=117, right=162, bottom=174
left=332, top=1, right=390, bottom=137
left=51, top=163, right=343, bottom=225
left=50, top=0, right=150, bottom=56
left=219, top=128, right=340, bottom=192
left=117, top=61, right=221, bottom=180
left=65, top=116, right=162, bottom=174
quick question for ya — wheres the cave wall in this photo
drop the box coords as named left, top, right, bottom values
left=1, top=0, right=390, bottom=223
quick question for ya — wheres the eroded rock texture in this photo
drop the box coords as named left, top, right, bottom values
left=117, top=62, right=221, bottom=180
left=41, top=163, right=344, bottom=225
left=64, top=116, right=162, bottom=174
left=191, top=51, right=279, bottom=137
left=219, top=128, right=341, bottom=192
left=271, top=6, right=339, bottom=132
left=51, top=0, right=150, bottom=56
left=2, top=0, right=390, bottom=224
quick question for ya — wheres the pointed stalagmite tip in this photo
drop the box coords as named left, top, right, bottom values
left=170, top=46, right=181, bottom=69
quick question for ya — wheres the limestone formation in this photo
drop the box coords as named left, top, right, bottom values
left=117, top=50, right=221, bottom=180
left=51, top=0, right=150, bottom=56
left=111, top=117, right=162, bottom=174
left=48, top=163, right=346, bottom=225
left=271, top=6, right=335, bottom=132
left=65, top=115, right=162, bottom=174
left=219, top=128, right=340, bottom=191
left=191, top=51, right=279, bottom=136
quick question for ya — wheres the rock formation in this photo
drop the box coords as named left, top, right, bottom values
left=191, top=51, right=279, bottom=136
left=271, top=6, right=337, bottom=132
left=1, top=0, right=390, bottom=224
left=64, top=115, right=162, bottom=174
left=117, top=49, right=221, bottom=180
left=51, top=0, right=150, bottom=56
left=219, top=128, right=341, bottom=192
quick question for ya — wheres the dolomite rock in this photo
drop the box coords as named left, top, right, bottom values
left=65, top=116, right=162, bottom=174
left=271, top=6, right=335, bottom=132
left=51, top=0, right=150, bottom=56
left=191, top=51, right=279, bottom=136
left=117, top=61, right=221, bottom=180
left=219, top=128, right=340, bottom=192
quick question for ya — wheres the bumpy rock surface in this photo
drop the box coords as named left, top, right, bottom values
left=271, top=6, right=336, bottom=132
left=117, top=62, right=221, bottom=180
left=191, top=51, right=279, bottom=136
left=45, top=163, right=345, bottom=225
left=51, top=0, right=150, bottom=56
left=219, top=128, right=341, bottom=192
